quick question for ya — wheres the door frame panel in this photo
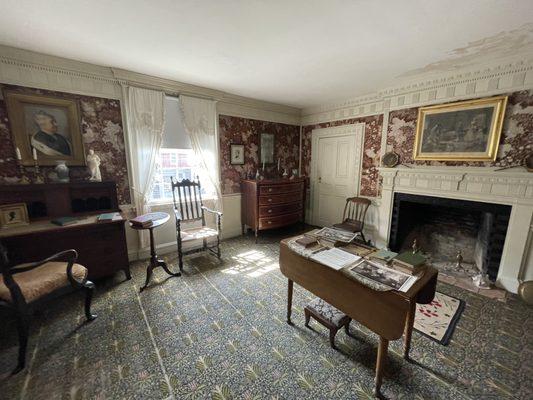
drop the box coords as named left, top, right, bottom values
left=309, top=123, right=365, bottom=226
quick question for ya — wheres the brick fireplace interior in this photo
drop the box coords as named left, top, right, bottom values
left=388, top=193, right=511, bottom=281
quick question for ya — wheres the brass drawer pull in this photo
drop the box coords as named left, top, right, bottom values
left=268, top=198, right=272, bottom=202
left=268, top=209, right=272, bottom=213
left=268, top=188, right=273, bottom=192
left=268, top=221, right=272, bottom=224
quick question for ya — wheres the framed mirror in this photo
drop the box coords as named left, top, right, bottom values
left=259, top=133, right=275, bottom=164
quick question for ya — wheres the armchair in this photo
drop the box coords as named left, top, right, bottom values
left=171, top=177, right=222, bottom=271
left=0, top=243, right=97, bottom=374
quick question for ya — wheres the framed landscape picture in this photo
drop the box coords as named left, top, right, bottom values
left=4, top=91, right=86, bottom=166
left=413, top=96, right=507, bottom=161
left=230, top=144, right=245, bottom=165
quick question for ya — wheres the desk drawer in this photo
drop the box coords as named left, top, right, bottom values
left=259, top=211, right=302, bottom=229
left=259, top=182, right=303, bottom=195
left=259, top=192, right=303, bottom=205
left=259, top=202, right=302, bottom=217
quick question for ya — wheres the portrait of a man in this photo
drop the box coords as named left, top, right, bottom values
left=30, top=110, right=72, bottom=157
left=4, top=91, right=86, bottom=166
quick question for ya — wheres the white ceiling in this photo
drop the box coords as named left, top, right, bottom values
left=0, top=0, right=532, bottom=108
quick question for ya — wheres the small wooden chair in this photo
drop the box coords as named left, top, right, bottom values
left=171, top=177, right=222, bottom=271
left=304, top=298, right=351, bottom=349
left=0, top=243, right=96, bottom=374
left=333, top=197, right=371, bottom=243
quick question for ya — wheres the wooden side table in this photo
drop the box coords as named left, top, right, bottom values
left=129, top=212, right=180, bottom=292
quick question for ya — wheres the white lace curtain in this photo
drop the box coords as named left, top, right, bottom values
left=179, top=95, right=223, bottom=212
left=122, top=85, right=165, bottom=248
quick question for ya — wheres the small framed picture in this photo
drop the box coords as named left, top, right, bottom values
left=230, top=144, right=245, bottom=165
left=0, top=203, right=29, bottom=229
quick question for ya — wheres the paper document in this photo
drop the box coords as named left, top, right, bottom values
left=310, top=248, right=361, bottom=270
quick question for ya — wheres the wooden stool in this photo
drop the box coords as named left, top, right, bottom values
left=304, top=298, right=351, bottom=349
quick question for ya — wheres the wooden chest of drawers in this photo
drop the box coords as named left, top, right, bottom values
left=241, top=178, right=306, bottom=240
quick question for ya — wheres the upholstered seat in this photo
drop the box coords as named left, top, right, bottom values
left=305, top=298, right=352, bottom=349
left=0, top=262, right=87, bottom=303
left=181, top=227, right=219, bottom=242
left=306, top=298, right=350, bottom=327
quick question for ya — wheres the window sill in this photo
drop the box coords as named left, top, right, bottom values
left=148, top=196, right=217, bottom=207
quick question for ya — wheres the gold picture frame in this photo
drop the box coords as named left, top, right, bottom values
left=413, top=96, right=507, bottom=161
left=4, top=91, right=86, bottom=166
left=0, top=203, right=29, bottom=229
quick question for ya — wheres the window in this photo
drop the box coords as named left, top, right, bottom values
left=150, top=96, right=215, bottom=203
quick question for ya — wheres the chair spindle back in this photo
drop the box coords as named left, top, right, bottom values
left=342, top=197, right=371, bottom=224
left=171, top=176, right=205, bottom=224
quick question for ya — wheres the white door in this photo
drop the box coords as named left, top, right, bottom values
left=311, top=124, right=364, bottom=227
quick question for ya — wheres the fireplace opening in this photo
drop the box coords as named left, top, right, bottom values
left=388, top=193, right=511, bottom=281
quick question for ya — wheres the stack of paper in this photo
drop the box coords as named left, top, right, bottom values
left=310, top=248, right=361, bottom=270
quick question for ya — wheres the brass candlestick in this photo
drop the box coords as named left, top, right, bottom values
left=18, top=164, right=30, bottom=184
left=33, top=160, right=44, bottom=184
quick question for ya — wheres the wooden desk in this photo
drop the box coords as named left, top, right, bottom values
left=0, top=216, right=130, bottom=280
left=279, top=239, right=437, bottom=397
left=0, top=181, right=130, bottom=280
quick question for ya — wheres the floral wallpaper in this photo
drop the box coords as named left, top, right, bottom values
left=219, top=115, right=300, bottom=195
left=386, top=90, right=533, bottom=168
left=301, top=115, right=384, bottom=197
left=0, top=84, right=131, bottom=204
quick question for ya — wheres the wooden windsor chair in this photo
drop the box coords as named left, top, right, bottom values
left=171, top=177, right=222, bottom=271
left=332, top=197, right=371, bottom=243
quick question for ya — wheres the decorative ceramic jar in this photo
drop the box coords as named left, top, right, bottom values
left=55, top=160, right=70, bottom=183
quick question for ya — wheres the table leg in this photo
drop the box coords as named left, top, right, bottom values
left=140, top=264, right=153, bottom=292
left=158, top=259, right=181, bottom=277
left=374, top=336, right=389, bottom=397
left=403, top=300, right=417, bottom=360
left=140, top=227, right=180, bottom=292
left=287, top=279, right=293, bottom=325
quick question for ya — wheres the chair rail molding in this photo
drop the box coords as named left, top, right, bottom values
left=376, top=166, right=533, bottom=294
left=301, top=59, right=533, bottom=125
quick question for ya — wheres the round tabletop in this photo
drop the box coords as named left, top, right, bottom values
left=129, top=212, right=170, bottom=230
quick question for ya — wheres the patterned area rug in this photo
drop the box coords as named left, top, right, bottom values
left=0, top=230, right=530, bottom=399
left=415, top=292, right=465, bottom=345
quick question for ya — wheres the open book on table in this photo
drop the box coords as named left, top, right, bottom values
left=345, top=259, right=419, bottom=293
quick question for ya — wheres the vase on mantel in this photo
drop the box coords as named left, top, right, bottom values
left=55, top=160, right=70, bottom=183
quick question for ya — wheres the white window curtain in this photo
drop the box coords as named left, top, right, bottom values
left=179, top=95, right=222, bottom=212
left=122, top=85, right=165, bottom=248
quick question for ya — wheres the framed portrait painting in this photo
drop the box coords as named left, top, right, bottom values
left=4, top=91, right=86, bottom=166
left=413, top=96, right=507, bottom=161
left=230, top=144, right=245, bottom=165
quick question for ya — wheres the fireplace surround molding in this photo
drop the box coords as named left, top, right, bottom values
left=376, top=166, right=533, bottom=293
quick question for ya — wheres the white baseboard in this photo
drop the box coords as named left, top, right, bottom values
left=221, top=226, right=242, bottom=240
left=128, top=241, right=177, bottom=262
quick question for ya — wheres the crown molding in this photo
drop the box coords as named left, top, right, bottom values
left=2, top=44, right=532, bottom=128
left=301, top=58, right=533, bottom=125
left=0, top=45, right=300, bottom=125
